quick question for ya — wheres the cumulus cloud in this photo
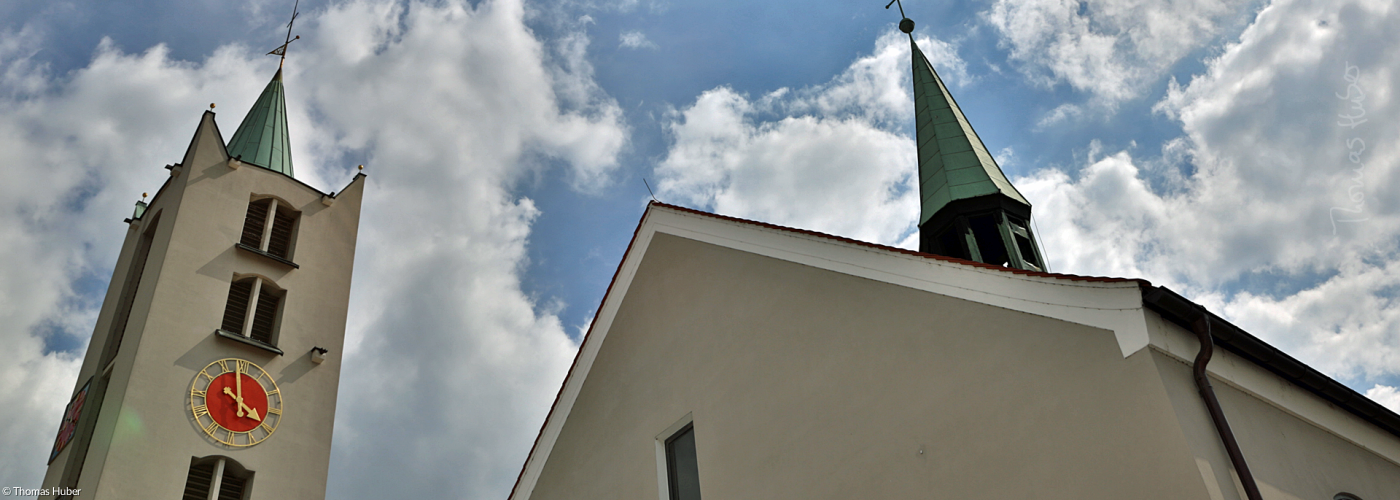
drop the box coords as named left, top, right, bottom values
left=0, top=0, right=624, bottom=497
left=983, top=0, right=1255, bottom=110
left=299, top=1, right=622, bottom=497
left=1017, top=0, right=1400, bottom=391
left=655, top=31, right=965, bottom=246
left=1367, top=385, right=1400, bottom=413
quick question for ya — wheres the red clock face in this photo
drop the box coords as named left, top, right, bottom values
left=206, top=372, right=269, bottom=432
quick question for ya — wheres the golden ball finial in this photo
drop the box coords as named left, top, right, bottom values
left=142, top=192, right=148, bottom=199
left=209, top=103, right=216, bottom=110
left=358, top=165, right=364, bottom=171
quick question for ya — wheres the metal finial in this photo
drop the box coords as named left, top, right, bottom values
left=142, top=192, right=148, bottom=200
left=209, top=103, right=216, bottom=110
left=358, top=165, right=364, bottom=171
left=884, top=0, right=915, bottom=35
left=267, top=0, right=301, bottom=69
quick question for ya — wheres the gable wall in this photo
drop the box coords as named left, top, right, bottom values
left=529, top=233, right=1211, bottom=499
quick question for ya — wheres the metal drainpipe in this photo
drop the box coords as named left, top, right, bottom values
left=1192, top=311, right=1263, bottom=500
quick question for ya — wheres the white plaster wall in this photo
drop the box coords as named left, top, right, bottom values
left=528, top=233, right=1212, bottom=499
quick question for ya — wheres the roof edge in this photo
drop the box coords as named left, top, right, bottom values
left=1141, top=285, right=1400, bottom=439
left=652, top=202, right=1147, bottom=286
left=507, top=205, right=654, bottom=500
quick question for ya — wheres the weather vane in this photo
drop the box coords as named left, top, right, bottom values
left=267, top=0, right=301, bottom=68
left=884, top=0, right=916, bottom=36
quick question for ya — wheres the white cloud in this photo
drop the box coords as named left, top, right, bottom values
left=1367, top=385, right=1400, bottom=413
left=654, top=31, right=964, bottom=246
left=619, top=30, right=657, bottom=49
left=0, top=0, right=624, bottom=498
left=983, top=0, right=1255, bottom=109
left=1016, top=0, right=1400, bottom=396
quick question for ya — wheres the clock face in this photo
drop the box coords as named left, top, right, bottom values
left=189, top=358, right=282, bottom=447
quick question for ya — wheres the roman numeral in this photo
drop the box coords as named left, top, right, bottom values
left=203, top=421, right=217, bottom=435
left=193, top=405, right=209, bottom=418
left=260, top=422, right=274, bottom=434
left=227, top=429, right=235, bottom=442
left=217, top=360, right=231, bottom=373
left=237, top=359, right=250, bottom=373
left=267, top=407, right=282, bottom=415
left=266, top=389, right=279, bottom=397
left=192, top=390, right=206, bottom=398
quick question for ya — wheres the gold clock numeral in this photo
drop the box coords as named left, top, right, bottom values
left=193, top=405, right=209, bottom=418
left=203, top=421, right=218, bottom=435
left=236, top=359, right=250, bottom=374
left=260, top=422, right=274, bottom=434
left=226, top=429, right=236, bottom=442
left=217, top=360, right=231, bottom=373
left=200, top=369, right=214, bottom=381
left=192, top=389, right=206, bottom=398
left=266, top=389, right=280, bottom=397
left=267, top=407, right=282, bottom=415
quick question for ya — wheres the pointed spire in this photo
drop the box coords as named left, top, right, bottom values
left=226, top=69, right=294, bottom=177
left=911, top=40, right=1027, bottom=226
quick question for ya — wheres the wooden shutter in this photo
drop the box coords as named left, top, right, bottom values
left=249, top=290, right=280, bottom=344
left=221, top=280, right=254, bottom=334
left=181, top=461, right=216, bottom=500
left=265, top=207, right=295, bottom=258
left=217, top=473, right=247, bottom=500
left=240, top=200, right=270, bottom=248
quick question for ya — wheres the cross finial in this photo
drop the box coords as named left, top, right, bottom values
left=884, top=0, right=915, bottom=36
left=267, top=0, right=302, bottom=69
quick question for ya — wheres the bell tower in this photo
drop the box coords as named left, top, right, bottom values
left=39, top=15, right=365, bottom=499
left=901, top=16, right=1045, bottom=271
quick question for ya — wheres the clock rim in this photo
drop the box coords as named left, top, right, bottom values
left=189, top=357, right=283, bottom=448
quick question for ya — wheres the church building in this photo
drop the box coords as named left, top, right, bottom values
left=39, top=48, right=365, bottom=500
left=506, top=19, right=1400, bottom=500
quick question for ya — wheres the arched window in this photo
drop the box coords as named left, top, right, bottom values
left=220, top=276, right=284, bottom=346
left=239, top=197, right=298, bottom=259
left=182, top=455, right=252, bottom=500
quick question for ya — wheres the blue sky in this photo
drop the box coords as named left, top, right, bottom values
left=2, top=0, right=1398, bottom=498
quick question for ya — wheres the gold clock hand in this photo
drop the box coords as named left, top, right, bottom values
left=235, top=361, right=245, bottom=418
left=222, top=387, right=264, bottom=422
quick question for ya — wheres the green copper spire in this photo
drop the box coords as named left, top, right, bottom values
left=912, top=41, right=1027, bottom=226
left=226, top=69, right=293, bottom=177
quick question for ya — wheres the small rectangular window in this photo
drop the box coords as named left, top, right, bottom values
left=239, top=200, right=270, bottom=249
left=239, top=198, right=298, bottom=259
left=181, top=460, right=216, bottom=500
left=249, top=290, right=280, bottom=344
left=220, top=277, right=282, bottom=346
left=265, top=209, right=295, bottom=258
left=968, top=214, right=1009, bottom=266
left=936, top=228, right=968, bottom=260
left=665, top=425, right=702, bottom=500
left=183, top=457, right=253, bottom=500
left=220, top=280, right=254, bottom=334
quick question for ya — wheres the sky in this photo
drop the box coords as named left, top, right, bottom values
left=0, top=0, right=1397, bottom=497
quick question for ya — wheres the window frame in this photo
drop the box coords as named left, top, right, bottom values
left=182, top=455, right=254, bottom=500
left=654, top=413, right=700, bottom=500
left=216, top=275, right=286, bottom=355
left=235, top=196, right=300, bottom=268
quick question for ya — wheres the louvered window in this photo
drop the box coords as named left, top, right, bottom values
left=239, top=197, right=297, bottom=259
left=221, top=276, right=283, bottom=346
left=182, top=456, right=252, bottom=500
